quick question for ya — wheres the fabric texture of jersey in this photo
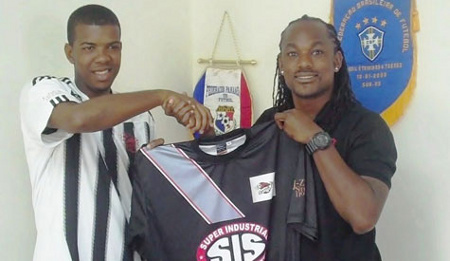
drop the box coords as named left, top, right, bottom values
left=128, top=121, right=299, bottom=261
left=257, top=102, right=397, bottom=261
left=20, top=76, right=154, bottom=261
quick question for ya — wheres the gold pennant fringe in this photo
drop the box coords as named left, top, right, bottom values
left=381, top=0, right=420, bottom=126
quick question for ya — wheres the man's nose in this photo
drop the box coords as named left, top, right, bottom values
left=297, top=53, right=312, bottom=69
left=95, top=48, right=112, bottom=63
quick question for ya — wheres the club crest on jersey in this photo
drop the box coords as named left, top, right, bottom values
left=196, top=222, right=268, bottom=261
left=249, top=173, right=275, bottom=203
left=256, top=182, right=273, bottom=195
left=215, top=105, right=237, bottom=135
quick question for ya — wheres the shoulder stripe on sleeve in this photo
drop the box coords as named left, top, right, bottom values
left=49, top=95, right=70, bottom=107
left=61, top=77, right=73, bottom=85
left=32, top=75, right=56, bottom=86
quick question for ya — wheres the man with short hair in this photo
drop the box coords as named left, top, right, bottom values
left=20, top=4, right=212, bottom=261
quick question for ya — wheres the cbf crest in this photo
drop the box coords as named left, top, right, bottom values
left=332, top=0, right=420, bottom=126
left=359, top=25, right=384, bottom=61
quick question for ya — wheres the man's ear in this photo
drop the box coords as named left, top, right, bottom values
left=64, top=43, right=75, bottom=64
left=334, top=50, right=343, bottom=70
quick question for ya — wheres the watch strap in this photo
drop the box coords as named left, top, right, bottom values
left=305, top=138, right=318, bottom=155
left=305, top=131, right=332, bottom=155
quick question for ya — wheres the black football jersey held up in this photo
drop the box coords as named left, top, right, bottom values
left=128, top=122, right=294, bottom=261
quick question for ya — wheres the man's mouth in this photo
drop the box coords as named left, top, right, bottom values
left=295, top=73, right=317, bottom=82
left=93, top=69, right=111, bottom=81
left=296, top=75, right=315, bottom=80
left=94, top=69, right=110, bottom=75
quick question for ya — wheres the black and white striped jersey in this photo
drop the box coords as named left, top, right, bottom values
left=20, top=76, right=154, bottom=261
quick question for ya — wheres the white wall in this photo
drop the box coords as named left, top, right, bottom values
left=2, top=0, right=449, bottom=260
left=376, top=2, right=450, bottom=260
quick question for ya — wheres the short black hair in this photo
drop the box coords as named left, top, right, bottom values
left=67, top=4, right=120, bottom=45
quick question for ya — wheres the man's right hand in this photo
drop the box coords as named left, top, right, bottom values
left=162, top=92, right=213, bottom=135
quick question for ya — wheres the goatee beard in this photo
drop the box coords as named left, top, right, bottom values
left=293, top=87, right=329, bottom=100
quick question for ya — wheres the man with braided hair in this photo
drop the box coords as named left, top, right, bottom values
left=256, top=15, right=397, bottom=260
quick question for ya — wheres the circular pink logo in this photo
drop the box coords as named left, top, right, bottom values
left=196, top=222, right=268, bottom=261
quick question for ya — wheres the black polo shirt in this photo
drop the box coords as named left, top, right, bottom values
left=258, top=103, right=397, bottom=261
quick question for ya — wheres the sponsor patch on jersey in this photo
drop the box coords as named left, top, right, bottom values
left=249, top=172, right=275, bottom=203
left=196, top=222, right=268, bottom=261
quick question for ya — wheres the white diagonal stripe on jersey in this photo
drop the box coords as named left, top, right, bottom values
left=140, top=145, right=244, bottom=224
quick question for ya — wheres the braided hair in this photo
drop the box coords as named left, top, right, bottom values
left=273, top=15, right=357, bottom=132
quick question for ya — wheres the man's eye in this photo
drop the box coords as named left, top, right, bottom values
left=109, top=44, right=121, bottom=50
left=312, top=50, right=324, bottom=55
left=287, top=52, right=298, bottom=57
left=82, top=46, right=94, bottom=51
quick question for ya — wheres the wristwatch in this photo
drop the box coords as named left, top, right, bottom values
left=305, top=131, right=332, bottom=155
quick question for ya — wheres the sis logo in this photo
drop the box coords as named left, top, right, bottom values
left=196, top=222, right=268, bottom=261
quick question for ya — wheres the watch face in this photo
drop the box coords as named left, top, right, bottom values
left=314, top=133, right=331, bottom=148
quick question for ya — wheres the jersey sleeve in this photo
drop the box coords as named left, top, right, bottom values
left=20, top=77, right=79, bottom=147
left=128, top=150, right=167, bottom=260
left=345, top=113, right=397, bottom=188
